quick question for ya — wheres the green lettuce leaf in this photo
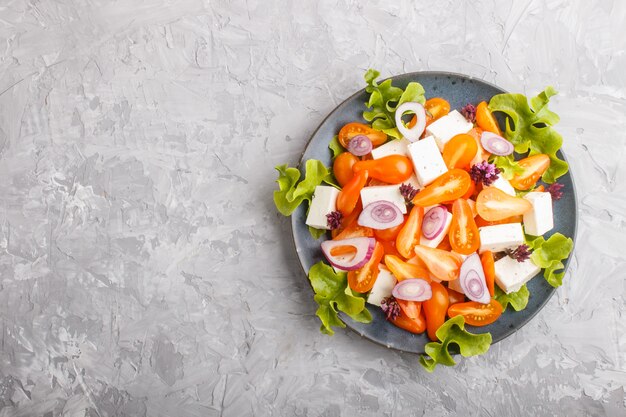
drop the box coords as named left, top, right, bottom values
left=308, top=226, right=327, bottom=240
left=492, top=155, right=524, bottom=180
left=526, top=233, right=574, bottom=287
left=363, top=69, right=426, bottom=139
left=308, top=261, right=372, bottom=335
left=494, top=285, right=530, bottom=311
left=419, top=316, right=492, bottom=372
left=488, top=87, right=568, bottom=183
left=273, top=159, right=332, bottom=216
left=328, top=135, right=344, bottom=159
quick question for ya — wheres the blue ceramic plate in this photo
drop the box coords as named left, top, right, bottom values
left=291, top=72, right=577, bottom=354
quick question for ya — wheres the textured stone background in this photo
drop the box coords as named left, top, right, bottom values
left=0, top=0, right=624, bottom=416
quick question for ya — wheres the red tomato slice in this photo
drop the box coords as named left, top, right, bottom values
left=509, top=154, right=551, bottom=190
left=395, top=205, right=424, bottom=258
left=412, top=245, right=463, bottom=281
left=347, top=242, right=384, bottom=293
left=412, top=169, right=472, bottom=207
left=338, top=122, right=387, bottom=148
left=449, top=199, right=480, bottom=255
left=476, top=187, right=532, bottom=221
left=447, top=299, right=503, bottom=327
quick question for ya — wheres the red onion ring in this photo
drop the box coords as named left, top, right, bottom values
left=422, top=206, right=448, bottom=239
left=392, top=278, right=432, bottom=301
left=459, top=254, right=490, bottom=304
left=480, top=131, right=514, bottom=156
left=358, top=200, right=404, bottom=230
left=395, top=102, right=426, bottom=142
left=320, top=237, right=376, bottom=271
left=347, top=135, right=373, bottom=156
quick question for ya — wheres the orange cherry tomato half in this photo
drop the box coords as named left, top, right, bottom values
left=395, top=205, right=424, bottom=259
left=423, top=281, right=449, bottom=341
left=475, top=101, right=502, bottom=135
left=480, top=251, right=496, bottom=297
left=333, top=152, right=358, bottom=187
left=391, top=309, right=426, bottom=334
left=467, top=199, right=478, bottom=218
left=396, top=299, right=422, bottom=320
left=338, top=122, right=387, bottom=148
left=425, top=97, right=451, bottom=120
left=353, top=155, right=414, bottom=184
left=476, top=187, right=532, bottom=221
left=467, top=127, right=491, bottom=164
left=331, top=200, right=362, bottom=239
left=436, top=235, right=453, bottom=251
left=336, top=170, right=368, bottom=217
left=447, top=299, right=503, bottom=327
left=412, top=245, right=463, bottom=281
left=374, top=219, right=406, bottom=241
left=474, top=214, right=523, bottom=228
left=347, top=242, right=384, bottom=293
left=447, top=288, right=466, bottom=305
left=407, top=254, right=428, bottom=269
left=442, top=134, right=478, bottom=170
left=384, top=255, right=430, bottom=281
left=449, top=199, right=481, bottom=255
left=509, top=154, right=551, bottom=190
left=412, top=169, right=472, bottom=207
left=380, top=239, right=402, bottom=258
left=332, top=221, right=374, bottom=240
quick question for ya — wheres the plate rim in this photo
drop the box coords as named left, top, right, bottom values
left=290, top=70, right=578, bottom=354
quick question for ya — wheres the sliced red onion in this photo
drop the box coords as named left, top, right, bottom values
left=395, top=102, right=426, bottom=142
left=459, top=254, right=490, bottom=304
left=422, top=206, right=448, bottom=239
left=320, top=237, right=376, bottom=271
left=347, top=135, right=373, bottom=156
left=480, top=131, right=514, bottom=156
left=392, top=279, right=432, bottom=301
left=358, top=200, right=404, bottom=230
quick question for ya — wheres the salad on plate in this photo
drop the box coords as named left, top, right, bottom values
left=273, top=70, right=574, bottom=371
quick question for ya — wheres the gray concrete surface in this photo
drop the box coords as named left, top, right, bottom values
left=0, top=0, right=624, bottom=416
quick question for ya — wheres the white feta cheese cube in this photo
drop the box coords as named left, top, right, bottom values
left=426, top=110, right=474, bottom=151
left=523, top=192, right=554, bottom=236
left=407, top=136, right=448, bottom=186
left=488, top=176, right=516, bottom=196
left=305, top=186, right=339, bottom=230
left=371, top=138, right=410, bottom=159
left=494, top=256, right=541, bottom=293
left=478, top=223, right=524, bottom=253
left=419, top=208, right=452, bottom=248
left=367, top=265, right=397, bottom=306
left=402, top=174, right=423, bottom=190
left=360, top=185, right=407, bottom=214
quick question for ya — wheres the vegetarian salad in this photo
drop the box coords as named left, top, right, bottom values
left=274, top=70, right=574, bottom=371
